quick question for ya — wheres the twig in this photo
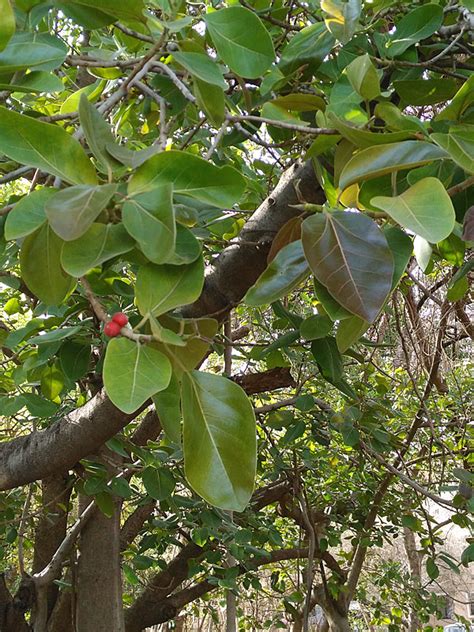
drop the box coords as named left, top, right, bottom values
left=227, top=114, right=338, bottom=135
left=18, top=484, right=34, bottom=576
left=205, top=121, right=228, bottom=160
left=114, top=22, right=154, bottom=43
left=153, top=61, right=197, bottom=103
left=447, top=175, right=474, bottom=197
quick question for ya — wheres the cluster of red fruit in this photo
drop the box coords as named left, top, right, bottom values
left=104, top=312, right=128, bottom=337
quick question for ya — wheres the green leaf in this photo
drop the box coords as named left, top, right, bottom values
left=135, top=257, right=204, bottom=317
left=270, top=94, right=326, bottom=113
left=386, top=4, right=443, bottom=57
left=22, top=393, right=59, bottom=418
left=46, top=184, right=117, bottom=241
left=142, top=466, right=175, bottom=500
left=414, top=235, right=432, bottom=272
left=431, top=128, right=474, bottom=174
left=4, top=188, right=55, bottom=240
left=0, top=0, right=15, bottom=52
left=426, top=557, right=440, bottom=580
left=20, top=225, right=76, bottom=305
left=78, top=94, right=122, bottom=173
left=109, top=477, right=133, bottom=499
left=204, top=7, right=274, bottom=79
left=461, top=543, right=474, bottom=566
left=321, top=0, right=361, bottom=44
left=173, top=51, right=226, bottom=88
left=336, top=316, right=369, bottom=352
left=447, top=275, right=468, bottom=302
left=0, top=71, right=64, bottom=94
left=244, top=241, right=309, bottom=307
left=345, top=54, right=380, bottom=101
left=152, top=373, right=182, bottom=444
left=129, top=150, right=245, bottom=207
left=300, top=315, right=333, bottom=341
left=371, top=177, right=455, bottom=243
left=0, top=32, right=67, bottom=73
left=328, top=114, right=413, bottom=149
left=123, top=185, right=175, bottom=264
left=153, top=317, right=218, bottom=377
left=394, top=79, right=458, bottom=107
left=59, top=342, right=90, bottom=381
left=302, top=211, right=394, bottom=323
left=94, top=492, right=114, bottom=518
left=384, top=226, right=413, bottom=290
left=55, top=0, right=146, bottom=23
left=193, top=78, right=225, bottom=127
left=279, top=22, right=334, bottom=74
left=167, top=224, right=202, bottom=265
left=0, top=106, right=98, bottom=185
left=103, top=338, right=172, bottom=414
left=181, top=370, right=256, bottom=512
left=105, top=142, right=162, bottom=170
left=29, top=326, right=82, bottom=346
left=311, top=336, right=343, bottom=382
left=41, top=363, right=64, bottom=401
left=61, top=223, right=135, bottom=277
left=436, top=74, right=474, bottom=122
left=339, top=141, right=448, bottom=190
left=313, top=279, right=352, bottom=321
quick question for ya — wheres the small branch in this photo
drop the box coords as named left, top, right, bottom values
left=34, top=500, right=96, bottom=587
left=227, top=114, right=338, bottom=136
left=447, top=175, right=474, bottom=197
left=361, top=442, right=455, bottom=510
left=80, top=277, right=155, bottom=344
left=18, top=484, right=34, bottom=577
left=205, top=121, right=228, bottom=160
left=114, top=22, right=154, bottom=43
left=153, top=61, right=196, bottom=103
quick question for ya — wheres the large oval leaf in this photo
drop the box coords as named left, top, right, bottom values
left=173, top=51, right=227, bottom=88
left=371, top=177, right=455, bottom=243
left=61, top=223, right=135, bottom=277
left=431, top=129, right=474, bottom=174
left=135, top=257, right=204, bottom=317
left=0, top=32, right=67, bottom=73
left=129, top=150, right=245, bottom=207
left=0, top=0, right=15, bottom=52
left=4, top=188, right=55, bottom=240
left=181, top=370, right=256, bottom=512
left=153, top=316, right=218, bottom=378
left=122, top=185, right=175, bottom=264
left=386, top=4, right=443, bottom=58
left=103, top=338, right=172, bottom=414
left=46, top=184, right=117, bottom=240
left=204, top=7, right=274, bottom=79
left=0, top=106, right=97, bottom=185
left=244, top=240, right=309, bottom=306
left=20, top=225, right=76, bottom=305
left=339, top=141, right=448, bottom=191
left=302, top=211, right=393, bottom=323
left=152, top=373, right=182, bottom=444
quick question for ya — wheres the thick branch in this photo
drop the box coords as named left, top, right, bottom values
left=184, top=160, right=324, bottom=318
left=0, top=391, right=138, bottom=491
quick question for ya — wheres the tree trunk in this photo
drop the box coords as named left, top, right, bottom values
left=326, top=611, right=351, bottom=632
left=403, top=527, right=422, bottom=632
left=75, top=494, right=124, bottom=632
left=32, top=474, right=71, bottom=622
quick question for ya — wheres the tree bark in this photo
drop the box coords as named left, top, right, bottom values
left=184, top=160, right=324, bottom=319
left=76, top=494, right=124, bottom=632
left=403, top=527, right=422, bottom=632
left=32, top=474, right=71, bottom=621
left=0, top=391, right=138, bottom=491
